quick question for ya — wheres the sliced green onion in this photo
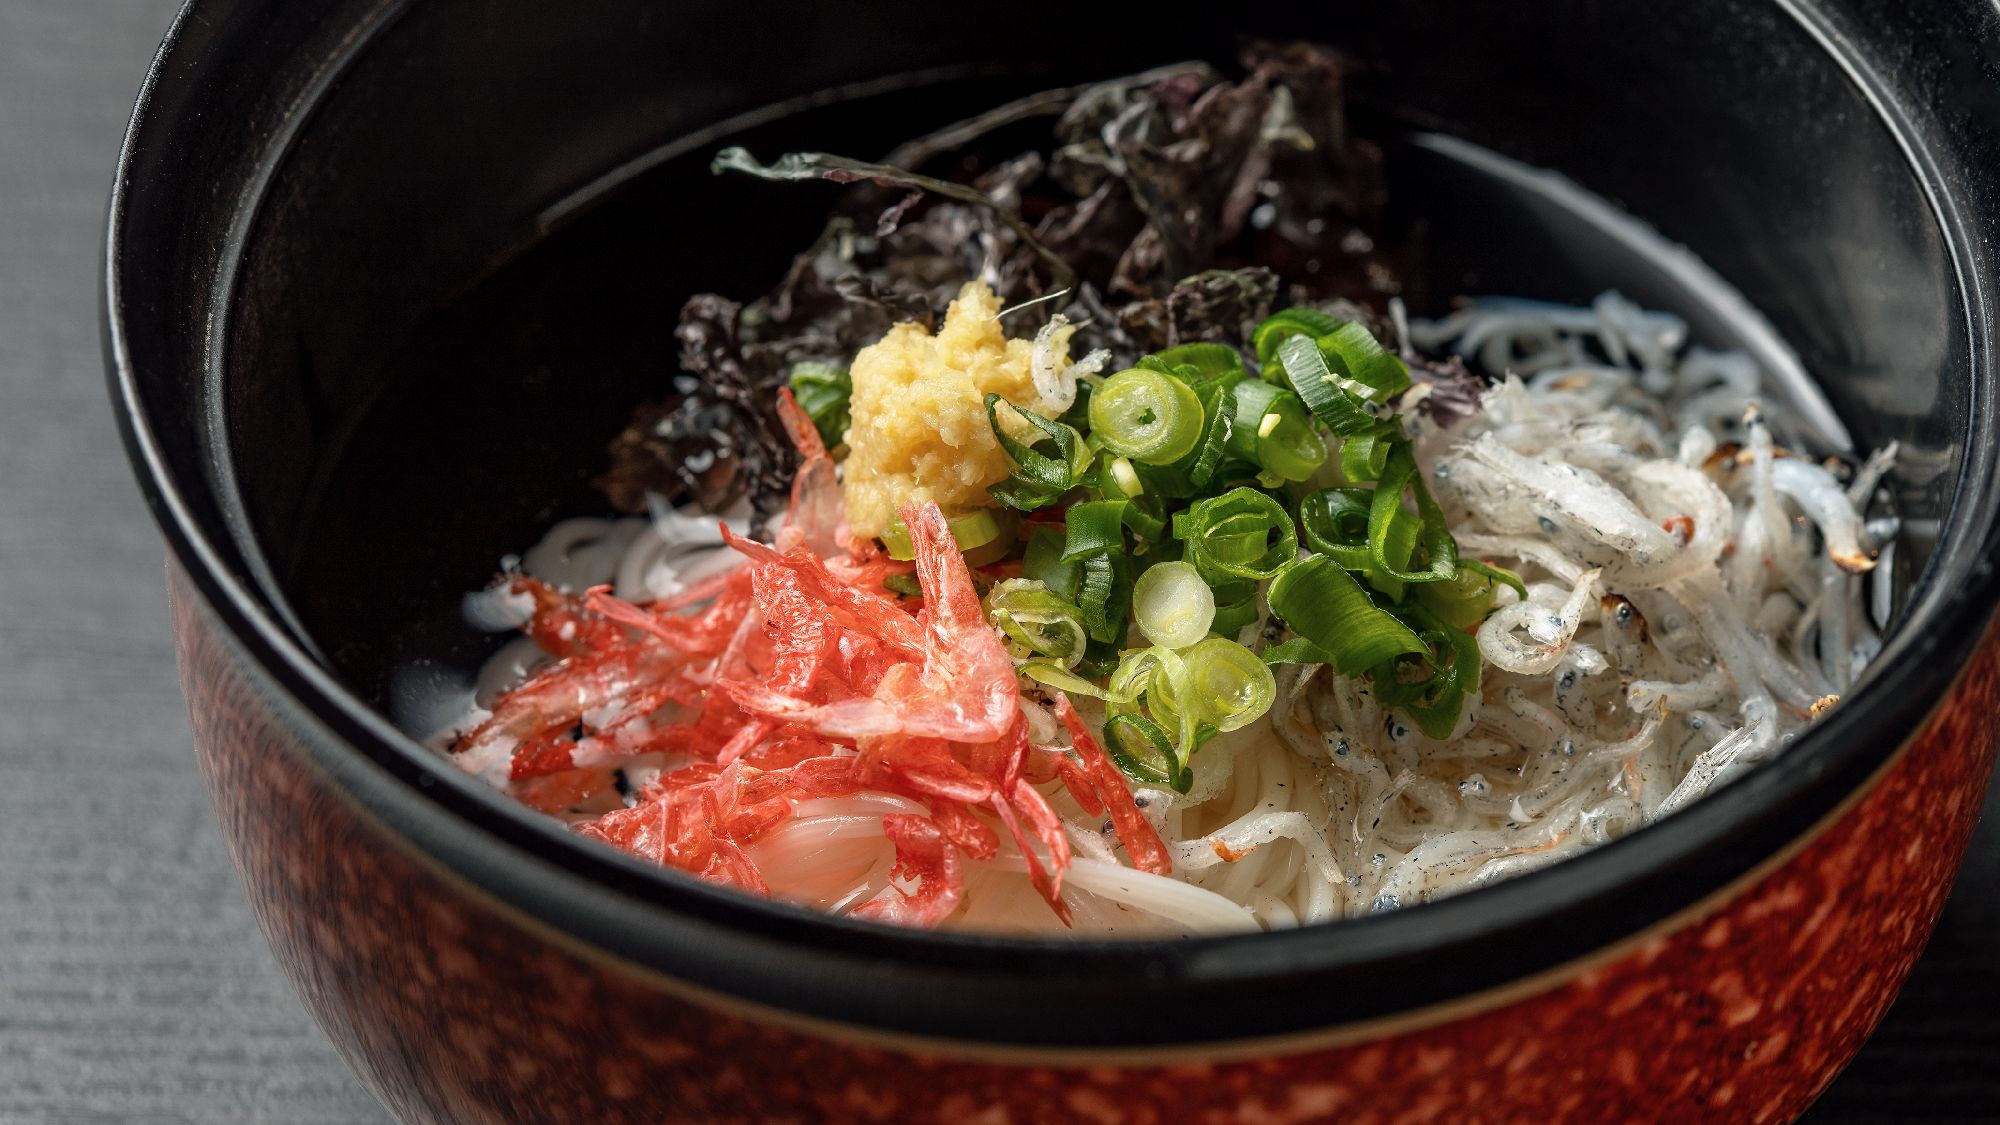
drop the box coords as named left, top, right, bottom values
left=879, top=508, right=1015, bottom=562
left=1022, top=526, right=1079, bottom=602
left=1209, top=590, right=1263, bottom=638
left=1372, top=603, right=1481, bottom=740
left=986, top=579, right=1089, bottom=668
left=1408, top=627, right=1480, bottom=739
left=1176, top=382, right=1235, bottom=488
left=1076, top=637, right=1122, bottom=680
left=1075, top=551, right=1131, bottom=645
left=1261, top=636, right=1341, bottom=665
left=1252, top=308, right=1345, bottom=371
left=1318, top=320, right=1412, bottom=401
left=984, top=393, right=1093, bottom=511
left=1102, top=712, right=1192, bottom=793
left=1121, top=496, right=1168, bottom=544
left=1108, top=456, right=1143, bottom=497
left=1021, top=660, right=1136, bottom=702
left=1107, top=647, right=1194, bottom=757
left=883, top=573, right=923, bottom=598
left=1089, top=368, right=1206, bottom=465
left=1369, top=494, right=1419, bottom=601
left=1182, top=637, right=1276, bottom=732
left=1111, top=647, right=1179, bottom=746
left=1175, top=487, right=1298, bottom=583
left=1200, top=576, right=1248, bottom=640
left=1128, top=459, right=1199, bottom=502
left=1077, top=461, right=1166, bottom=545
left=787, top=362, right=852, bottom=449
left=1107, top=645, right=1185, bottom=714
left=1338, top=430, right=1392, bottom=483
left=1228, top=381, right=1326, bottom=483
left=1132, top=561, right=1217, bottom=650
left=1248, top=392, right=1328, bottom=480
left=1059, top=500, right=1135, bottom=643
left=1206, top=577, right=1258, bottom=607
left=1273, top=334, right=1380, bottom=436
left=1267, top=554, right=1428, bottom=676
left=1370, top=627, right=1456, bottom=709
left=1097, top=645, right=1235, bottom=793
left=1414, top=565, right=1500, bottom=630
left=1462, top=558, right=1529, bottom=599
left=1300, top=454, right=1451, bottom=599
left=1142, top=342, right=1248, bottom=386
left=1268, top=316, right=1414, bottom=437
left=962, top=536, right=1017, bottom=569
left=1144, top=374, right=1232, bottom=488
left=1298, top=487, right=1375, bottom=572
left=1060, top=499, right=1128, bottom=560
left=1367, top=445, right=1458, bottom=585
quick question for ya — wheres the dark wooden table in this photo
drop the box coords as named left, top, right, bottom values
left=0, top=3, right=1992, bottom=1122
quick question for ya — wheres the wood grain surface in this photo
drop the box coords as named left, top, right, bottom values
left=0, top=2, right=1990, bottom=1122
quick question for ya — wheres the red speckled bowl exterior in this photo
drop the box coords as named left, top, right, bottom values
left=170, top=558, right=2000, bottom=1124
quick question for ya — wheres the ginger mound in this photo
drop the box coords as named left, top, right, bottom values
left=840, top=281, right=1068, bottom=539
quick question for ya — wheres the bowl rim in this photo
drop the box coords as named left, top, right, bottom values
left=104, top=0, right=2000, bottom=1047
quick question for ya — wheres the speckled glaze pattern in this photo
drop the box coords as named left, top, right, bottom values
left=170, top=562, right=2000, bottom=1125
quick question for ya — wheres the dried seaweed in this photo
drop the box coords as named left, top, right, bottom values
left=598, top=296, right=794, bottom=514
left=711, top=147, right=1077, bottom=297
left=877, top=61, right=1216, bottom=173
left=1404, top=353, right=1488, bottom=428
left=1108, top=268, right=1277, bottom=355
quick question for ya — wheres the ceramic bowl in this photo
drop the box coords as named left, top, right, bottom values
left=108, top=1, right=2000, bottom=1120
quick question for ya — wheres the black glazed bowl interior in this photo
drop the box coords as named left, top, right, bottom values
left=110, top=0, right=2000, bottom=1047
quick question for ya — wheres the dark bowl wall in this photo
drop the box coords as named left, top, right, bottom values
left=109, top=0, right=2000, bottom=1120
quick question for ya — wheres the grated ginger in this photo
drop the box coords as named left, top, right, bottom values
left=840, top=281, right=1071, bottom=538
